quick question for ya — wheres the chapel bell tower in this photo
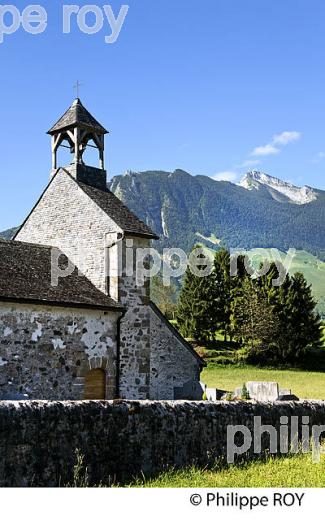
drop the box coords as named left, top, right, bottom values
left=47, top=98, right=109, bottom=190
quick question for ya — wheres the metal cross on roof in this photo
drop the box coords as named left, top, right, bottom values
left=73, top=80, right=83, bottom=98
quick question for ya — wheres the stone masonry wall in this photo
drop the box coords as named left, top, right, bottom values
left=15, top=170, right=152, bottom=400
left=1, top=400, right=325, bottom=486
left=149, top=305, right=201, bottom=399
left=117, top=238, right=151, bottom=400
left=0, top=303, right=118, bottom=400
left=15, top=170, right=121, bottom=294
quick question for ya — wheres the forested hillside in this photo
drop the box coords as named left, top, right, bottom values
left=109, top=170, right=325, bottom=259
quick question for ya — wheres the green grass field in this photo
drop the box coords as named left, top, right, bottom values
left=131, top=454, right=325, bottom=487
left=201, top=364, right=325, bottom=400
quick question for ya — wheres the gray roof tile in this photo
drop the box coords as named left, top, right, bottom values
left=48, top=99, right=108, bottom=135
left=76, top=180, right=159, bottom=239
left=0, top=241, right=122, bottom=311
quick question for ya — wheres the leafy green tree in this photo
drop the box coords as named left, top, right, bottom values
left=151, top=275, right=177, bottom=318
left=231, top=277, right=280, bottom=355
left=176, top=266, right=199, bottom=340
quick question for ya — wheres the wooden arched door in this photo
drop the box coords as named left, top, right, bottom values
left=84, top=369, right=106, bottom=400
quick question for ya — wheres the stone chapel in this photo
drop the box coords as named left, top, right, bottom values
left=0, top=98, right=203, bottom=400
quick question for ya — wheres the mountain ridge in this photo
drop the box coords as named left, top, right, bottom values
left=108, top=169, right=325, bottom=259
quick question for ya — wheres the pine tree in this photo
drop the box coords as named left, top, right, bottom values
left=192, top=275, right=219, bottom=343
left=229, top=254, right=252, bottom=344
left=213, top=249, right=231, bottom=340
left=283, top=272, right=322, bottom=360
left=258, top=261, right=289, bottom=304
left=259, top=263, right=322, bottom=362
left=176, top=246, right=218, bottom=343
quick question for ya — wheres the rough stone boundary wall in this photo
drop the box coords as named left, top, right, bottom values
left=1, top=400, right=325, bottom=487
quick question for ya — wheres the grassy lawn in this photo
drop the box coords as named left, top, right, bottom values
left=201, top=364, right=325, bottom=400
left=130, top=453, right=325, bottom=487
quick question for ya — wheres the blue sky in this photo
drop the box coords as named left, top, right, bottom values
left=1, top=0, right=325, bottom=229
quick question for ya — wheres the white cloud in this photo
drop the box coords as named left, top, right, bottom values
left=273, top=131, right=301, bottom=145
left=218, top=130, right=301, bottom=180
left=251, top=130, right=301, bottom=157
left=251, top=144, right=280, bottom=157
left=213, top=171, right=238, bottom=182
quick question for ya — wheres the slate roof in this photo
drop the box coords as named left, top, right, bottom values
left=0, top=241, right=123, bottom=311
left=48, top=98, right=108, bottom=135
left=76, top=180, right=159, bottom=239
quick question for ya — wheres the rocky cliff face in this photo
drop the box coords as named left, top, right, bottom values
left=239, top=171, right=317, bottom=205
